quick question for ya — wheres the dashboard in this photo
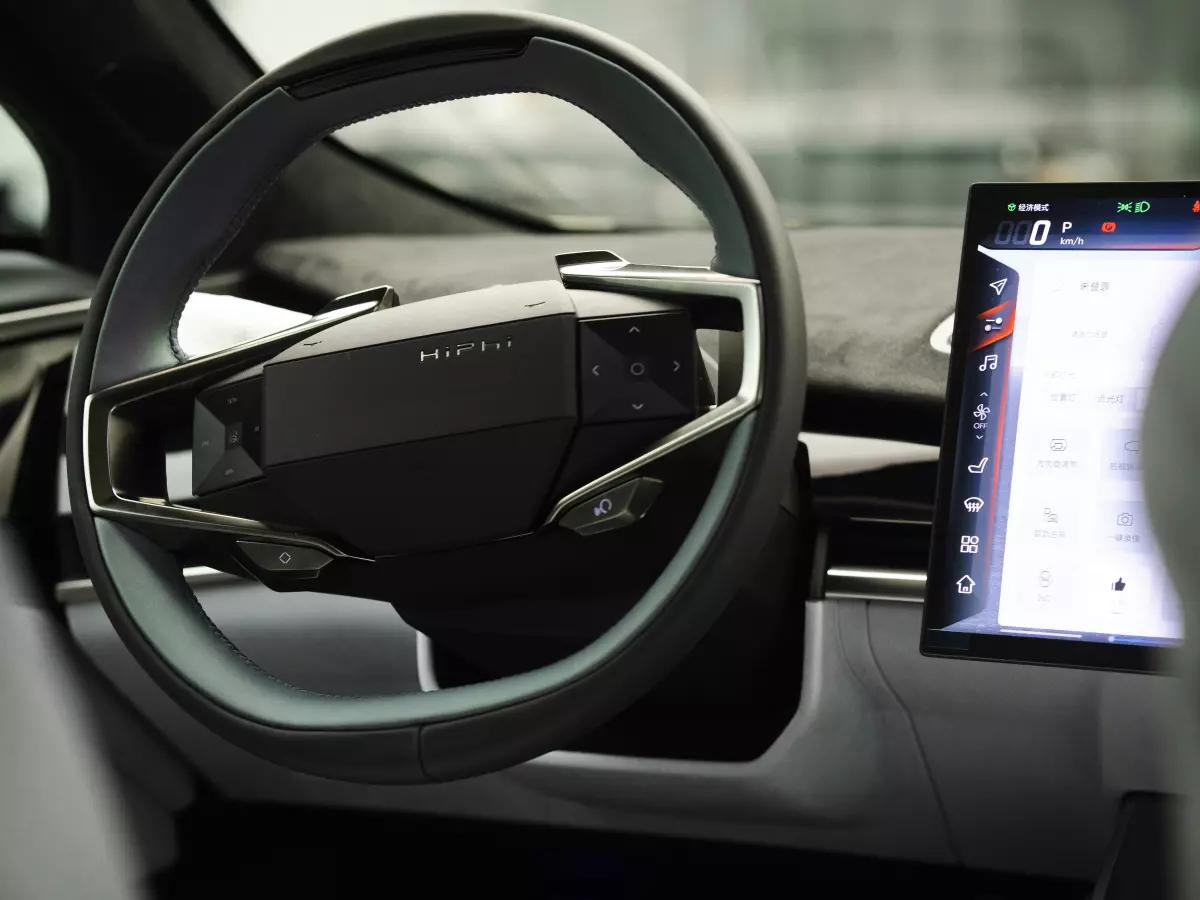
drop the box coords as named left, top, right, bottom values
left=0, top=224, right=1178, bottom=882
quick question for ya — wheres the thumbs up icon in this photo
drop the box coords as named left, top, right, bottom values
left=1111, top=577, right=1126, bottom=592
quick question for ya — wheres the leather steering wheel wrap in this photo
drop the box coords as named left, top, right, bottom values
left=66, top=12, right=806, bottom=783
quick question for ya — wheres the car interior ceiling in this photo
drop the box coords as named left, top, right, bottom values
left=0, top=2, right=1195, bottom=899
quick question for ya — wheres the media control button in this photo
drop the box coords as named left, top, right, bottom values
left=196, top=448, right=262, bottom=494
left=236, top=541, right=332, bottom=578
left=558, top=477, right=664, bottom=536
left=192, top=404, right=226, bottom=487
left=193, top=376, right=264, bottom=495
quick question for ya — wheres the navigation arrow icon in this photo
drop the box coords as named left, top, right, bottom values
left=673, top=360, right=681, bottom=372
left=989, top=278, right=1008, bottom=295
left=591, top=365, right=600, bottom=376
left=632, top=402, right=644, bottom=410
left=628, top=325, right=641, bottom=334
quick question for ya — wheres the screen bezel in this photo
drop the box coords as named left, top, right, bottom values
left=920, top=181, right=1194, bottom=674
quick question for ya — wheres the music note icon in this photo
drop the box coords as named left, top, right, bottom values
left=979, top=354, right=998, bottom=372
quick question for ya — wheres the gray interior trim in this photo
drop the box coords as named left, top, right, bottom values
left=0, top=540, right=142, bottom=900
left=56, top=561, right=931, bottom=611
left=70, top=591, right=1171, bottom=878
left=0, top=297, right=90, bottom=344
left=802, top=433, right=938, bottom=477
left=416, top=630, right=438, bottom=693
left=0, top=251, right=94, bottom=313
left=824, top=567, right=927, bottom=604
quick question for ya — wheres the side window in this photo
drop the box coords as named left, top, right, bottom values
left=0, top=104, right=49, bottom=242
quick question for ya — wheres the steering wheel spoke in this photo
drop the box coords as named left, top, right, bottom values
left=85, top=291, right=387, bottom=560
left=548, top=252, right=762, bottom=526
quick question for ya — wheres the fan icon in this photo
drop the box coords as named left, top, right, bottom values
left=974, top=404, right=989, bottom=421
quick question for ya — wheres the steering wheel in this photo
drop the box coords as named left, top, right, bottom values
left=66, top=11, right=805, bottom=784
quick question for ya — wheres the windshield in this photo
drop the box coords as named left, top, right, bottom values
left=211, top=0, right=1200, bottom=229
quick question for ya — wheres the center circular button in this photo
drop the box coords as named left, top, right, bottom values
left=629, top=361, right=646, bottom=377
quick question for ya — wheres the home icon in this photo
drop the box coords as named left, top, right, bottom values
left=956, top=575, right=976, bottom=594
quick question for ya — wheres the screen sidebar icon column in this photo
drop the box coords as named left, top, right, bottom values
left=938, top=259, right=1019, bottom=627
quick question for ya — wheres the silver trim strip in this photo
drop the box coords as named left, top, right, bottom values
left=1000, top=628, right=1083, bottom=639
left=848, top=516, right=934, bottom=526
left=823, top=566, right=926, bottom=604
left=56, top=565, right=235, bottom=605
left=547, top=257, right=762, bottom=523
left=0, top=297, right=91, bottom=343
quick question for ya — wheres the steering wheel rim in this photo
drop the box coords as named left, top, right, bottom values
left=66, top=11, right=806, bottom=783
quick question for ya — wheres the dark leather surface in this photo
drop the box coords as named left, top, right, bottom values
left=0, top=250, right=93, bottom=311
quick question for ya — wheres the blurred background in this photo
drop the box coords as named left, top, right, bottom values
left=0, top=106, right=48, bottom=241
left=5, top=0, right=1200, bottom=237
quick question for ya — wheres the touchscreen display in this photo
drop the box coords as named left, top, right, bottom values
left=923, top=183, right=1198, bottom=670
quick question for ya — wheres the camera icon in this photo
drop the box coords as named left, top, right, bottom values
left=1116, top=512, right=1133, bottom=527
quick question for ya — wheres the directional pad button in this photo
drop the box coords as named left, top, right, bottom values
left=579, top=314, right=697, bottom=423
